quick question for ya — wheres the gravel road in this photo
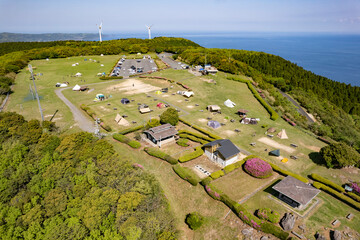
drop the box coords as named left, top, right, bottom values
left=55, top=87, right=95, bottom=132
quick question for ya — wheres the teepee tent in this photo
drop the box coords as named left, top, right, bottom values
left=115, top=114, right=129, bottom=126
left=277, top=129, right=288, bottom=139
left=269, top=149, right=280, bottom=157
left=72, top=84, right=81, bottom=91
left=224, top=99, right=236, bottom=108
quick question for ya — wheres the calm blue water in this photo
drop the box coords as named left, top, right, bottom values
left=105, top=32, right=360, bottom=86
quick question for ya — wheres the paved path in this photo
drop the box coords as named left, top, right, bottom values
left=157, top=53, right=183, bottom=70
left=55, top=87, right=95, bottom=133
left=278, top=89, right=315, bottom=123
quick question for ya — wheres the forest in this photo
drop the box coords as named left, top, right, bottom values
left=0, top=112, right=176, bottom=240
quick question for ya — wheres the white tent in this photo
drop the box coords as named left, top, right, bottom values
left=277, top=129, right=289, bottom=139
left=183, top=91, right=194, bottom=98
left=75, top=72, right=82, bottom=77
left=72, top=84, right=81, bottom=91
left=100, top=64, right=104, bottom=67
left=60, top=83, right=68, bottom=87
left=115, top=114, right=130, bottom=126
left=72, top=64, right=76, bottom=66
left=224, top=99, right=236, bottom=108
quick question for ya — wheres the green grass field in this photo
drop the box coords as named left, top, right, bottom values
left=6, top=55, right=360, bottom=239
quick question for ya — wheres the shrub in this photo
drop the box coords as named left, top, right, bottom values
left=244, top=158, right=273, bottom=178
left=178, top=146, right=204, bottom=163
left=310, top=173, right=344, bottom=192
left=178, top=130, right=213, bottom=142
left=256, top=208, right=280, bottom=223
left=160, top=108, right=179, bottom=126
left=200, top=177, right=212, bottom=186
left=313, top=182, right=360, bottom=211
left=185, top=212, right=204, bottom=230
left=210, top=170, right=225, bottom=180
left=350, top=182, right=360, bottom=195
left=223, top=158, right=247, bottom=174
left=204, top=184, right=222, bottom=200
left=118, top=125, right=144, bottom=135
left=144, top=147, right=177, bottom=165
left=128, top=140, right=141, bottom=149
left=172, top=164, right=200, bottom=186
left=346, top=192, right=360, bottom=202
left=113, top=134, right=141, bottom=149
left=319, top=142, right=360, bottom=168
left=260, top=222, right=289, bottom=240
left=101, top=124, right=112, bottom=132
left=176, top=138, right=189, bottom=147
left=146, top=118, right=161, bottom=129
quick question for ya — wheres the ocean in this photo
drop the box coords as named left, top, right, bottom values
left=106, top=32, right=360, bottom=87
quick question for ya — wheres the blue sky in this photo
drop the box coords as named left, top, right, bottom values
left=0, top=0, right=359, bottom=34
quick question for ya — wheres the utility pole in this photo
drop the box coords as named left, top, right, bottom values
left=28, top=64, right=44, bottom=122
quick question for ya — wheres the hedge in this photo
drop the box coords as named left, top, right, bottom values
left=204, top=184, right=223, bottom=200
left=99, top=76, right=123, bottom=80
left=179, top=118, right=222, bottom=140
left=260, top=222, right=289, bottom=240
left=178, top=129, right=213, bottom=142
left=313, top=182, right=360, bottom=211
left=118, top=125, right=144, bottom=135
left=267, top=162, right=308, bottom=183
left=346, top=192, right=360, bottom=203
left=172, top=164, right=200, bottom=186
left=113, top=134, right=141, bottom=149
left=256, top=208, right=280, bottom=223
left=80, top=104, right=112, bottom=132
left=210, top=170, right=225, bottom=180
left=227, top=77, right=279, bottom=121
left=310, top=173, right=345, bottom=192
left=176, top=138, right=189, bottom=147
left=178, top=146, right=204, bottom=163
left=143, top=147, right=178, bottom=165
left=178, top=133, right=209, bottom=145
left=200, top=177, right=213, bottom=186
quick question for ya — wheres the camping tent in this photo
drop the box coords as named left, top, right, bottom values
left=224, top=99, right=236, bottom=108
left=75, top=72, right=82, bottom=77
left=269, top=149, right=280, bottom=157
left=115, top=114, right=129, bottom=126
left=277, top=129, right=288, bottom=139
left=96, top=94, right=105, bottom=100
left=155, top=91, right=162, bottom=95
left=267, top=127, right=276, bottom=133
left=72, top=84, right=81, bottom=91
left=60, top=83, right=68, bottom=87
left=121, top=98, right=130, bottom=104
left=207, top=105, right=221, bottom=112
left=183, top=91, right=194, bottom=98
left=208, top=120, right=221, bottom=129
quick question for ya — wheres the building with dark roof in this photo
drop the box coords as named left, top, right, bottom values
left=144, top=123, right=178, bottom=147
left=272, top=176, right=321, bottom=209
left=203, top=139, right=240, bottom=167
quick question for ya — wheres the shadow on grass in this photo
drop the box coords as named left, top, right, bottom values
left=263, top=178, right=282, bottom=196
left=308, top=152, right=325, bottom=166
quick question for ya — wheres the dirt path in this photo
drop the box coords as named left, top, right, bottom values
left=55, top=88, right=95, bottom=132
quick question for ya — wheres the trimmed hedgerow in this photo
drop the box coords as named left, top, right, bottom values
left=268, top=161, right=308, bottom=183
left=178, top=146, right=204, bottom=163
left=179, top=118, right=222, bottom=140
left=210, top=170, right=225, bottom=180
left=178, top=129, right=213, bottom=142
left=143, top=147, right=178, bottom=165
left=176, top=138, right=189, bottom=147
left=244, top=158, right=273, bottom=179
left=204, top=184, right=222, bottom=200
left=178, top=133, right=208, bottom=145
left=99, top=76, right=123, bottom=80
left=118, top=125, right=144, bottom=135
left=260, top=222, right=289, bottom=240
left=200, top=176, right=213, bottom=186
left=113, top=134, right=141, bottom=149
left=313, top=182, right=360, bottom=211
left=80, top=104, right=112, bottom=132
left=256, top=208, right=280, bottom=223
left=172, top=164, right=200, bottom=186
left=310, top=173, right=345, bottom=192
left=346, top=192, right=360, bottom=203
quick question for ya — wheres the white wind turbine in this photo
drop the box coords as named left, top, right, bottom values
left=146, top=25, right=153, bottom=39
left=97, top=22, right=103, bottom=42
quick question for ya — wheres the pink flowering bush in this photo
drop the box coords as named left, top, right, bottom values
left=238, top=211, right=262, bottom=230
left=244, top=158, right=273, bottom=178
left=256, top=208, right=280, bottom=223
left=350, top=182, right=360, bottom=195
left=205, top=185, right=221, bottom=200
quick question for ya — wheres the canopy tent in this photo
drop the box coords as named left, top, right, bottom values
left=269, top=149, right=280, bottom=157
left=72, top=84, right=81, bottom=91
left=277, top=129, right=289, bottom=139
left=224, top=99, right=236, bottom=108
left=115, top=114, right=129, bottom=126
left=121, top=98, right=130, bottom=104
left=208, top=120, right=221, bottom=129
left=183, top=91, right=194, bottom=98
left=75, top=72, right=82, bottom=77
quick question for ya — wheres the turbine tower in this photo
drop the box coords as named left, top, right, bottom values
left=98, top=22, right=103, bottom=42
left=146, top=25, right=153, bottom=39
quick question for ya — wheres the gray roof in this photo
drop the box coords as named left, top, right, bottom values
left=203, top=139, right=240, bottom=160
left=144, top=123, right=178, bottom=141
left=272, top=176, right=321, bottom=206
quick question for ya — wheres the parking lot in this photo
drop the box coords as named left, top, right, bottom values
left=157, top=53, right=188, bottom=70
left=111, top=57, right=157, bottom=77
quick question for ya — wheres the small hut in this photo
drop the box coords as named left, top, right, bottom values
left=207, top=105, right=221, bottom=112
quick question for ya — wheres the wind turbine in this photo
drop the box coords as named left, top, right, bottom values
left=97, top=22, right=103, bottom=42
left=146, top=25, right=153, bottom=39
